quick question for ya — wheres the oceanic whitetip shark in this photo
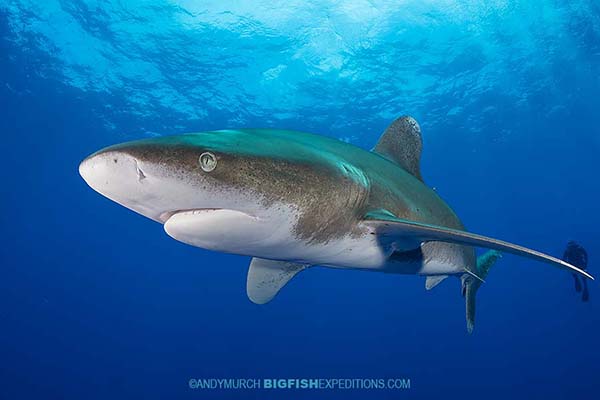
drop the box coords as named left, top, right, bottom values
left=79, top=116, right=593, bottom=333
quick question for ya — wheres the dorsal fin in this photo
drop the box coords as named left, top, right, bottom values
left=373, top=116, right=423, bottom=181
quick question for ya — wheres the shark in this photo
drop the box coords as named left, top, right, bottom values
left=79, top=116, right=593, bottom=333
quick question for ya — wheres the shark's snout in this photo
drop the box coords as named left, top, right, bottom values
left=78, top=143, right=218, bottom=223
left=79, top=148, right=149, bottom=214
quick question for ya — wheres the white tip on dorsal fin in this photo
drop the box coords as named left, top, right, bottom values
left=246, top=258, right=308, bottom=304
left=373, top=116, right=424, bottom=181
left=425, top=275, right=449, bottom=290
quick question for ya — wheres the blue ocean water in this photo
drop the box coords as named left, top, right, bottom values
left=1, top=1, right=599, bottom=399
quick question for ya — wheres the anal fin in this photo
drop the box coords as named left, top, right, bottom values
left=425, top=275, right=449, bottom=290
left=247, top=258, right=308, bottom=304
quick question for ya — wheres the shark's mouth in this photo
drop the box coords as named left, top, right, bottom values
left=160, top=208, right=262, bottom=225
left=159, top=208, right=224, bottom=224
left=162, top=208, right=266, bottom=255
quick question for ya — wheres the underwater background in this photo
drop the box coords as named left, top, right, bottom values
left=1, top=1, right=599, bottom=399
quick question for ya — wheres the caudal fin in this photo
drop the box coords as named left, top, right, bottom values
left=463, top=250, right=502, bottom=334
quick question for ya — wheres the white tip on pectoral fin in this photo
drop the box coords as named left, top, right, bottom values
left=362, top=210, right=594, bottom=280
left=246, top=258, right=309, bottom=304
left=425, top=275, right=449, bottom=290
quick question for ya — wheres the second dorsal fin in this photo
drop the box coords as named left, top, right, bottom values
left=373, top=116, right=423, bottom=181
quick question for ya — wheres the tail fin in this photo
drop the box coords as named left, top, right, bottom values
left=463, top=250, right=503, bottom=334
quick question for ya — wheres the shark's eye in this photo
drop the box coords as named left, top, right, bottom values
left=199, top=152, right=217, bottom=172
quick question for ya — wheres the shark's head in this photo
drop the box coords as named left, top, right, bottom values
left=80, top=133, right=238, bottom=223
left=79, top=129, right=369, bottom=257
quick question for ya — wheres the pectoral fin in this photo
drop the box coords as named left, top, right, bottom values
left=246, top=258, right=308, bottom=304
left=362, top=210, right=593, bottom=280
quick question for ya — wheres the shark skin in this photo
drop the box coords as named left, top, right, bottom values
left=79, top=126, right=471, bottom=272
left=79, top=117, right=593, bottom=332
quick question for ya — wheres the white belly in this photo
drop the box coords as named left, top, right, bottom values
left=163, top=205, right=390, bottom=268
left=162, top=205, right=468, bottom=275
